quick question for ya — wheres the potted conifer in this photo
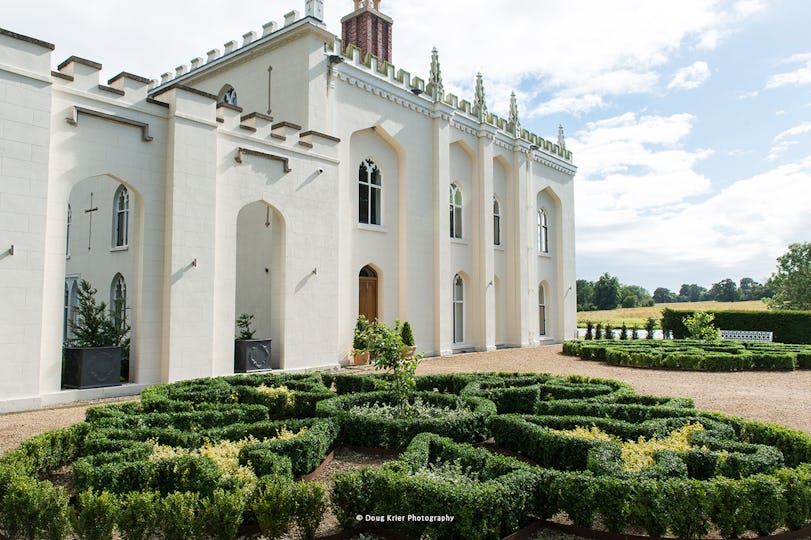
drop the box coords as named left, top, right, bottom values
left=351, top=315, right=371, bottom=366
left=234, top=313, right=275, bottom=372
left=400, top=320, right=416, bottom=358
left=62, top=279, right=127, bottom=389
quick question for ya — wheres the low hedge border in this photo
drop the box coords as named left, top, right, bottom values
left=331, top=433, right=537, bottom=540
left=564, top=339, right=811, bottom=371
left=316, top=390, right=497, bottom=448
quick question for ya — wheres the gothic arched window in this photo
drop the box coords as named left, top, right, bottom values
left=453, top=274, right=464, bottom=343
left=358, top=159, right=382, bottom=225
left=218, top=84, right=238, bottom=106
left=450, top=184, right=462, bottom=239
left=113, top=185, right=129, bottom=248
left=493, top=197, right=501, bottom=246
left=538, top=208, right=548, bottom=253
left=110, top=273, right=127, bottom=333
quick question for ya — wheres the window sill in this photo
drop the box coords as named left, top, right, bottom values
left=450, top=238, right=468, bottom=246
left=537, top=252, right=552, bottom=259
left=110, top=245, right=129, bottom=253
left=494, top=245, right=505, bottom=252
left=357, top=223, right=387, bottom=234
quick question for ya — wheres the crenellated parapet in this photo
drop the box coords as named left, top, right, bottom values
left=326, top=38, right=573, bottom=163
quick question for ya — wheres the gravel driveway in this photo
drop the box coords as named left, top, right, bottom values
left=3, top=344, right=810, bottom=456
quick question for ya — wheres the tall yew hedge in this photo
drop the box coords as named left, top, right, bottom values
left=661, top=309, right=811, bottom=343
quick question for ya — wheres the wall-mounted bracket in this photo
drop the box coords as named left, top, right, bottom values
left=234, top=147, right=291, bottom=173
left=65, top=106, right=153, bottom=142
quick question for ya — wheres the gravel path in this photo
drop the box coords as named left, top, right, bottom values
left=3, top=344, right=810, bottom=456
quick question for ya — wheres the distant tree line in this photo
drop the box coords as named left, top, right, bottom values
left=577, top=274, right=773, bottom=312
left=577, top=273, right=655, bottom=311
left=652, top=277, right=772, bottom=304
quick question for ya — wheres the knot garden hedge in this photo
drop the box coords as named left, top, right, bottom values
left=1, top=370, right=811, bottom=539
left=563, top=339, right=811, bottom=371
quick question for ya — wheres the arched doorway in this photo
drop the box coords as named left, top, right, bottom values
left=358, top=265, right=378, bottom=321
left=235, top=201, right=285, bottom=369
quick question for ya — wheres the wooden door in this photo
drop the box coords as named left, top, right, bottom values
left=359, top=275, right=378, bottom=321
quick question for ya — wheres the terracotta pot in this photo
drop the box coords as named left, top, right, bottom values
left=352, top=351, right=370, bottom=366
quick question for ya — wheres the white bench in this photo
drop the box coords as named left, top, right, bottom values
left=720, top=330, right=773, bottom=342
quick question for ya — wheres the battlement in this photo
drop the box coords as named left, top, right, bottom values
left=149, top=9, right=325, bottom=94
left=328, top=39, right=573, bottom=162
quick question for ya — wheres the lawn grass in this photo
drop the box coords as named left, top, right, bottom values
left=577, top=300, right=768, bottom=329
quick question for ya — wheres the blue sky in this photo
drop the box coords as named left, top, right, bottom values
left=4, top=0, right=809, bottom=292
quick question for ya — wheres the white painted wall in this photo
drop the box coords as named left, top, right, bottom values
left=0, top=10, right=577, bottom=412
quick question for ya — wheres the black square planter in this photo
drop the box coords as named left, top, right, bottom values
left=62, top=346, right=123, bottom=389
left=234, top=339, right=275, bottom=372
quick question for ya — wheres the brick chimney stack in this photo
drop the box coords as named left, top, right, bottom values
left=341, top=0, right=393, bottom=63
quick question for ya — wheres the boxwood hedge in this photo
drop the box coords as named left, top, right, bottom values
left=2, top=370, right=811, bottom=539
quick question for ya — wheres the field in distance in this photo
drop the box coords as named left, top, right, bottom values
left=577, top=300, right=769, bottom=329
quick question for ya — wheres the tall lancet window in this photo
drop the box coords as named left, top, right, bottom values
left=450, top=184, right=462, bottom=239
left=493, top=197, right=501, bottom=246
left=358, top=159, right=382, bottom=225
left=538, top=209, right=548, bottom=253
left=110, top=273, right=127, bottom=333
left=453, top=274, right=464, bottom=343
left=538, top=286, right=547, bottom=336
left=113, top=186, right=129, bottom=248
left=66, top=204, right=72, bottom=257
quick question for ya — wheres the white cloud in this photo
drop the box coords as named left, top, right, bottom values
left=529, top=94, right=605, bottom=117
left=578, top=154, right=811, bottom=271
left=767, top=121, right=811, bottom=160
left=766, top=53, right=811, bottom=89
left=668, top=61, right=711, bottom=90
left=571, top=112, right=713, bottom=229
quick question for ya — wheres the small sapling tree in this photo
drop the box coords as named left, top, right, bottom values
left=683, top=311, right=720, bottom=342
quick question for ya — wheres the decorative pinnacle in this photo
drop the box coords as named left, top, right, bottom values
left=429, top=47, right=444, bottom=99
left=474, top=73, right=488, bottom=121
left=354, top=0, right=381, bottom=9
left=558, top=124, right=566, bottom=150
left=508, top=92, right=521, bottom=135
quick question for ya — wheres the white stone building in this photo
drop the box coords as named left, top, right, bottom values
left=0, top=0, right=577, bottom=411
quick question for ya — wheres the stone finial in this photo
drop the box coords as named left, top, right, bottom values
left=474, top=73, right=488, bottom=121
left=175, top=65, right=188, bottom=77
left=509, top=92, right=521, bottom=135
left=558, top=124, right=566, bottom=150
left=354, top=0, right=381, bottom=8
left=224, top=40, right=238, bottom=54
left=305, top=0, right=324, bottom=20
left=190, top=57, right=204, bottom=70
left=243, top=31, right=257, bottom=46
left=207, top=49, right=220, bottom=63
left=429, top=47, right=444, bottom=99
left=160, top=72, right=173, bottom=84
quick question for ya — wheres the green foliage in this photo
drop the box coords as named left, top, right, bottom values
left=585, top=321, right=594, bottom=340
left=683, top=311, right=721, bottom=341
left=252, top=475, right=296, bottom=539
left=400, top=320, right=416, bottom=346
left=293, top=481, right=326, bottom=540
left=619, top=323, right=628, bottom=340
left=200, top=488, right=245, bottom=540
left=366, top=319, right=422, bottom=409
left=0, top=474, right=72, bottom=540
left=331, top=433, right=536, bottom=540
left=767, top=242, right=811, bottom=310
left=116, top=491, right=159, bottom=540
left=594, top=322, right=603, bottom=340
left=593, top=272, right=620, bottom=310
left=235, top=313, right=255, bottom=340
left=71, top=489, right=117, bottom=540
left=663, top=307, right=811, bottom=343
left=645, top=317, right=656, bottom=339
left=69, top=279, right=129, bottom=348
left=352, top=314, right=371, bottom=351
left=317, top=391, right=495, bottom=448
left=159, top=491, right=204, bottom=539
